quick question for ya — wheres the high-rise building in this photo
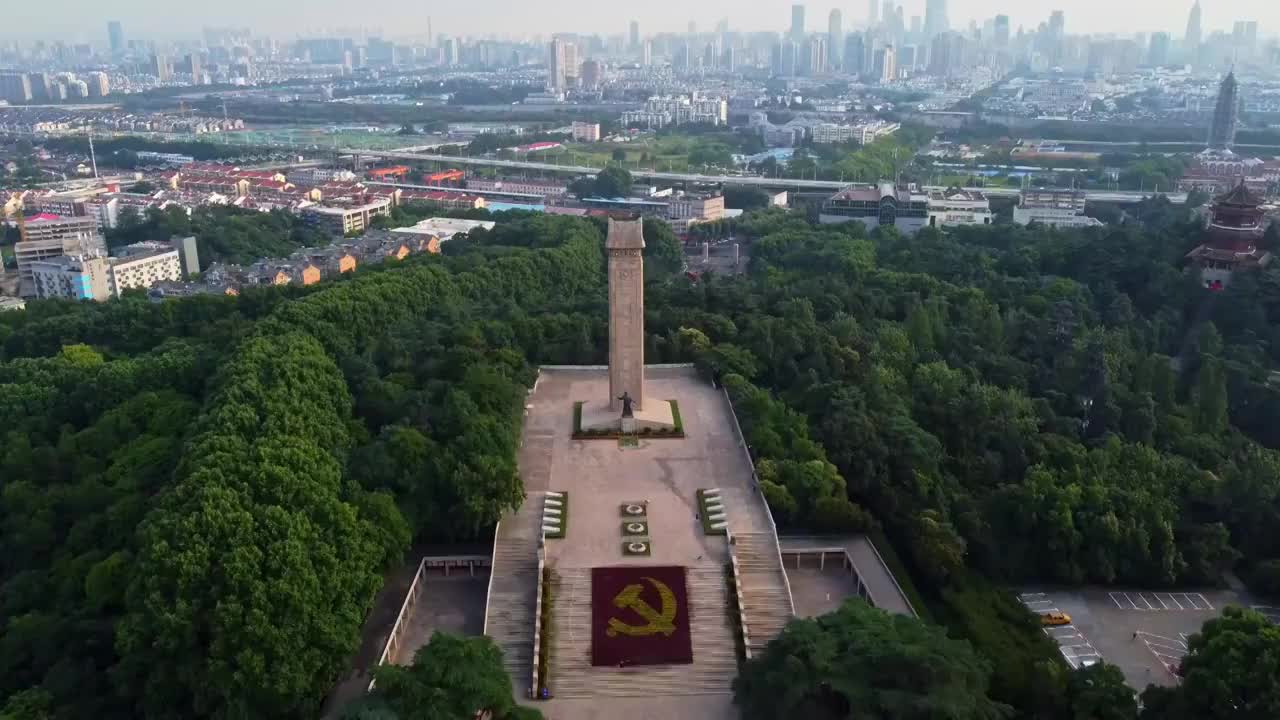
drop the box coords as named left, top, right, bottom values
left=868, top=0, right=879, bottom=27
left=27, top=73, right=52, bottom=102
left=874, top=44, right=896, bottom=82
left=1207, top=71, right=1240, bottom=151
left=107, top=21, right=124, bottom=55
left=0, top=73, right=33, bottom=103
left=1233, top=21, right=1258, bottom=59
left=152, top=54, right=172, bottom=82
left=1185, top=2, right=1203, bottom=48
left=844, top=33, right=866, bottom=74
left=188, top=53, right=204, bottom=85
left=1148, top=32, right=1171, bottom=66
left=86, top=71, right=110, bottom=98
left=828, top=9, right=843, bottom=67
left=581, top=59, right=602, bottom=89
left=563, top=42, right=579, bottom=85
left=924, top=0, right=949, bottom=38
left=641, top=40, right=652, bottom=66
left=803, top=36, right=828, bottom=75
left=1049, top=10, right=1065, bottom=38
left=994, top=15, right=1011, bottom=47
left=929, top=32, right=966, bottom=76
left=791, top=5, right=806, bottom=41
left=548, top=38, right=567, bottom=92
left=630, top=21, right=640, bottom=50
left=774, top=40, right=800, bottom=76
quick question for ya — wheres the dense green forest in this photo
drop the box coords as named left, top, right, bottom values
left=106, top=205, right=331, bottom=268
left=3, top=199, right=1280, bottom=719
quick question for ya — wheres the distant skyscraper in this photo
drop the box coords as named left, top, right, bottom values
left=874, top=44, right=896, bottom=82
left=1207, top=71, right=1240, bottom=151
left=791, top=5, right=806, bottom=41
left=151, top=54, right=172, bottom=82
left=828, top=9, right=844, bottom=67
left=924, top=0, right=949, bottom=38
left=994, top=15, right=1010, bottom=47
left=87, top=71, right=110, bottom=98
left=1185, top=2, right=1203, bottom=48
left=844, top=33, right=866, bottom=74
left=1049, top=10, right=1065, bottom=37
left=548, top=38, right=567, bottom=92
left=802, top=35, right=828, bottom=75
left=188, top=53, right=204, bottom=85
left=1148, top=32, right=1171, bottom=66
left=642, top=41, right=652, bottom=66
left=868, top=0, right=879, bottom=27
left=107, top=21, right=124, bottom=55
left=629, top=21, right=640, bottom=50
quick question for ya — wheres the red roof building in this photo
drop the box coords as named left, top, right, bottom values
left=1185, top=180, right=1273, bottom=289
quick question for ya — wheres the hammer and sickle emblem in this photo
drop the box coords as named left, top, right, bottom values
left=606, top=577, right=678, bottom=637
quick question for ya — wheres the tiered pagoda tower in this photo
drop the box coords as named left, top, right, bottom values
left=1185, top=180, right=1272, bottom=290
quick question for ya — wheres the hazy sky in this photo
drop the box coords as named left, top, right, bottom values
left=5, top=0, right=1279, bottom=43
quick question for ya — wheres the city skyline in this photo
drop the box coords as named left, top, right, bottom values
left=2, top=0, right=1279, bottom=43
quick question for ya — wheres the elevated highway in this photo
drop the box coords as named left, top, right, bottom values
left=340, top=147, right=1187, bottom=203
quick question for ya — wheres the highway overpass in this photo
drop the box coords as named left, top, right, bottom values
left=339, top=147, right=1187, bottom=203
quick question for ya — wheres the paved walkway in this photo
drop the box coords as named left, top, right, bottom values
left=519, top=367, right=770, bottom=719
left=778, top=535, right=917, bottom=617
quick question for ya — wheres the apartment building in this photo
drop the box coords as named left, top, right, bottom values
left=666, top=193, right=726, bottom=233
left=301, top=196, right=393, bottom=235
left=30, top=254, right=112, bottom=301
left=14, top=214, right=106, bottom=296
left=109, top=244, right=183, bottom=296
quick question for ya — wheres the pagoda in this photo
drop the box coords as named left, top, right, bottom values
left=1185, top=180, right=1272, bottom=290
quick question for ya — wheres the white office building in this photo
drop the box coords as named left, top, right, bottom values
left=927, top=188, right=993, bottom=227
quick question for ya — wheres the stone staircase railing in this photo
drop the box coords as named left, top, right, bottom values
left=732, top=531, right=796, bottom=656
left=484, top=496, right=543, bottom=695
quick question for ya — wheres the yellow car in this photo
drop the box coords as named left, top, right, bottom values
left=1041, top=611, right=1072, bottom=626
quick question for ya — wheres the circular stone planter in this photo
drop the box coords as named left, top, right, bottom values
left=623, top=504, right=645, bottom=516
left=625, top=522, right=646, bottom=534
left=627, top=541, right=649, bottom=553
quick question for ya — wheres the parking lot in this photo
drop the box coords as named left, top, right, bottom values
left=1019, top=593, right=1103, bottom=670
left=1018, top=586, right=1263, bottom=690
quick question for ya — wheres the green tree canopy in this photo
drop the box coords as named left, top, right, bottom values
left=733, top=599, right=1011, bottom=720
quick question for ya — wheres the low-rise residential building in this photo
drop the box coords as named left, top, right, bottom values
left=0, top=296, right=28, bottom=311
left=926, top=188, right=993, bottom=227
left=109, top=243, right=184, bottom=296
left=1012, top=189, right=1103, bottom=228
left=14, top=214, right=106, bottom=296
left=30, top=254, right=112, bottom=301
left=398, top=190, right=486, bottom=210
left=667, top=192, right=726, bottom=233
left=819, top=183, right=930, bottom=232
left=571, top=121, right=601, bottom=142
left=465, top=178, right=568, bottom=197
left=810, top=121, right=901, bottom=145
left=301, top=196, right=393, bottom=235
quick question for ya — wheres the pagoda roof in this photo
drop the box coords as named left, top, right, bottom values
left=1215, top=180, right=1263, bottom=207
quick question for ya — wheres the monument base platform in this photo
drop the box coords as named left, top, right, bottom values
left=577, top=398, right=679, bottom=437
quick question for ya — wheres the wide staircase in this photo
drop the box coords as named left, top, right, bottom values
left=485, top=493, right=545, bottom=695
left=546, top=563, right=739, bottom=699
left=732, top=532, right=795, bottom=657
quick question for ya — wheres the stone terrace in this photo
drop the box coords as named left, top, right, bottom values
left=511, top=366, right=791, bottom=720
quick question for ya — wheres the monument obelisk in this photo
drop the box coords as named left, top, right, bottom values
left=607, top=218, right=645, bottom=412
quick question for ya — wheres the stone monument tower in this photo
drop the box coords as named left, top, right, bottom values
left=606, top=218, right=645, bottom=411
